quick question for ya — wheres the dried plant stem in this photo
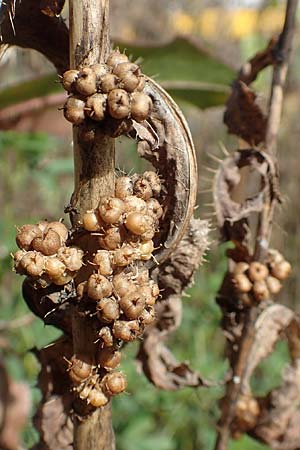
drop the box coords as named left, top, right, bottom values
left=214, top=2, right=298, bottom=449
left=69, top=1, right=115, bottom=448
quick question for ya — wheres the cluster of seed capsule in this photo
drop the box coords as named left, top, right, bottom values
left=232, top=250, right=291, bottom=303
left=69, top=171, right=162, bottom=405
left=62, top=49, right=152, bottom=132
left=13, top=221, right=83, bottom=287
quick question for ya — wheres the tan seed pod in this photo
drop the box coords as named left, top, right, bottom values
left=98, top=197, right=125, bottom=224
left=120, top=72, right=140, bottom=92
left=102, top=372, right=127, bottom=396
left=115, top=176, right=133, bottom=199
left=97, top=348, right=121, bottom=370
left=51, top=271, right=74, bottom=286
left=75, top=67, right=97, bottom=96
left=98, top=326, right=114, bottom=347
left=32, top=229, right=61, bottom=256
left=16, top=224, right=42, bottom=251
left=233, top=273, right=252, bottom=293
left=63, top=96, right=86, bottom=125
left=267, top=249, right=284, bottom=265
left=253, top=280, right=269, bottom=302
left=62, top=69, right=79, bottom=92
left=37, top=221, right=49, bottom=232
left=248, top=262, right=269, bottom=282
left=113, top=319, right=141, bottom=341
left=100, top=73, right=119, bottom=93
left=69, top=355, right=92, bottom=385
left=85, top=93, right=107, bottom=121
left=123, top=195, right=147, bottom=214
left=119, top=290, right=145, bottom=319
left=57, top=246, right=84, bottom=272
left=94, top=250, right=113, bottom=276
left=266, top=276, right=282, bottom=295
left=87, top=274, right=113, bottom=301
left=107, top=89, right=130, bottom=119
left=46, top=221, right=69, bottom=243
left=97, top=297, right=120, bottom=323
left=13, top=249, right=27, bottom=274
left=106, top=50, right=129, bottom=68
left=130, top=92, right=152, bottom=122
left=149, top=280, right=160, bottom=298
left=113, top=273, right=136, bottom=298
left=146, top=198, right=163, bottom=220
left=113, top=62, right=140, bottom=78
left=136, top=76, right=146, bottom=92
left=233, top=262, right=250, bottom=276
left=99, top=226, right=126, bottom=251
left=82, top=210, right=102, bottom=232
left=134, top=269, right=149, bottom=284
left=113, top=244, right=137, bottom=267
left=90, top=63, right=107, bottom=79
left=139, top=306, right=156, bottom=325
left=137, top=284, right=157, bottom=306
left=143, top=171, right=161, bottom=197
left=125, top=212, right=154, bottom=236
left=271, top=260, right=292, bottom=281
left=19, top=251, right=45, bottom=277
left=88, top=386, right=109, bottom=407
left=45, top=257, right=66, bottom=278
left=235, top=394, right=260, bottom=431
left=137, top=240, right=154, bottom=261
left=133, top=178, right=153, bottom=200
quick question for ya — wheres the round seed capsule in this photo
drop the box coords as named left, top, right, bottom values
left=146, top=198, right=163, bottom=220
left=51, top=271, right=74, bottom=286
left=113, top=319, right=141, bottom=341
left=98, top=197, right=125, bottom=224
left=137, top=240, right=154, bottom=261
left=271, top=260, right=292, bottom=281
left=87, top=274, right=113, bottom=301
left=63, top=97, right=86, bottom=125
left=123, top=196, right=147, bottom=213
left=115, top=176, right=133, bottom=199
left=113, top=273, right=136, bottom=298
left=85, top=94, right=107, bottom=121
left=113, top=245, right=137, bottom=267
left=88, top=387, right=109, bottom=407
left=16, top=224, right=42, bottom=251
left=75, top=67, right=97, bottom=96
left=125, top=212, right=154, bottom=236
left=45, top=257, right=66, bottom=278
left=136, top=76, right=146, bottom=92
left=97, top=348, right=121, bottom=370
left=20, top=251, right=45, bottom=277
left=133, top=178, right=153, bottom=200
left=13, top=249, right=27, bottom=274
left=248, top=262, right=269, bottom=282
left=120, top=72, right=140, bottom=92
left=62, top=69, right=79, bottom=92
left=82, top=210, right=102, bottom=232
left=139, top=306, right=156, bottom=325
left=108, top=89, right=130, bottom=119
left=130, top=92, right=152, bottom=122
left=57, top=246, right=84, bottom=272
left=99, top=226, right=126, bottom=251
left=90, top=63, right=107, bottom=79
left=32, top=229, right=62, bottom=256
left=98, top=326, right=114, bottom=347
left=94, top=250, right=113, bottom=276
left=252, top=280, right=269, bottom=302
left=233, top=262, right=250, bottom=276
left=266, top=276, right=282, bottom=295
left=69, top=355, right=92, bottom=385
left=46, top=221, right=69, bottom=244
left=113, top=62, right=140, bottom=78
left=100, top=73, right=119, bottom=93
left=97, top=297, right=120, bottom=323
left=102, top=372, right=127, bottom=396
left=119, top=290, right=145, bottom=319
left=106, top=50, right=129, bottom=68
left=233, top=273, right=252, bottom=293
left=143, top=171, right=161, bottom=197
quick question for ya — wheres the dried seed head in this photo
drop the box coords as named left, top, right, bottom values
left=97, top=297, right=120, bottom=323
left=88, top=386, right=109, bottom=407
left=82, top=210, right=102, bottom=232
left=106, top=50, right=129, bottom=68
left=100, top=73, right=119, bottom=93
left=143, top=171, right=161, bottom=197
left=123, top=195, right=147, bottom=214
left=252, top=280, right=269, bottom=302
left=99, top=226, right=126, bottom=251
left=63, top=96, right=86, bottom=125
left=57, top=246, right=84, bottom=272
left=119, top=290, right=145, bottom=319
left=98, top=326, right=114, bottom=347
left=16, top=224, right=42, bottom=251
left=130, top=92, right=152, bottom=122
left=19, top=251, right=45, bottom=277
left=248, top=262, right=269, bottom=282
left=233, top=262, right=250, bottom=276
left=45, top=257, right=66, bottom=278
left=75, top=67, right=97, bottom=96
left=85, top=93, right=107, bottom=121
left=271, top=260, right=292, bottom=281
left=113, top=319, right=141, bottom=341
left=146, top=198, right=163, bottom=220
left=108, top=89, right=130, bottom=119
left=266, top=276, right=282, bottom=295
left=125, top=212, right=154, bottom=236
left=46, top=221, right=68, bottom=243
left=93, top=250, right=113, bottom=276
left=133, top=178, right=153, bottom=200
left=102, top=371, right=127, bottom=396
left=98, top=197, right=125, bottom=224
left=113, top=62, right=140, bottom=78
left=97, top=348, right=121, bottom=370
left=62, top=69, right=79, bottom=92
left=233, top=273, right=252, bottom=293
left=113, top=244, right=137, bottom=267
left=87, top=274, right=113, bottom=301
left=69, top=355, right=92, bottom=385
left=115, top=176, right=133, bottom=199
left=32, top=229, right=62, bottom=256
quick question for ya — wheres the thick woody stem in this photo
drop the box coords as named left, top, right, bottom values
left=69, top=1, right=115, bottom=448
left=214, top=1, right=298, bottom=450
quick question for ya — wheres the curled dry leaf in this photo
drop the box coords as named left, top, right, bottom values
left=137, top=219, right=211, bottom=390
left=213, top=148, right=280, bottom=244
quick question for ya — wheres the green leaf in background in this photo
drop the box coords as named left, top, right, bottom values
left=0, top=37, right=233, bottom=112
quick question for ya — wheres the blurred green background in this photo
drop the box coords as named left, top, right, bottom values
left=1, top=0, right=300, bottom=449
